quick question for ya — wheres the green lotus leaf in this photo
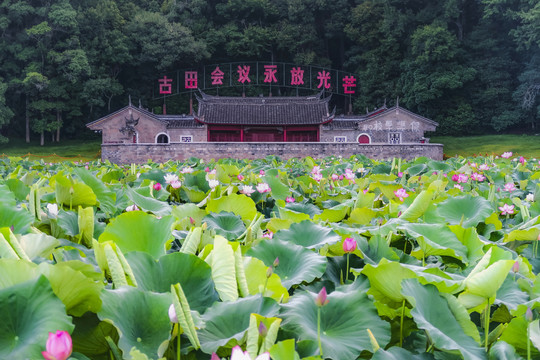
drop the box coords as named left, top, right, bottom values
left=280, top=287, right=391, bottom=359
left=208, top=235, right=238, bottom=301
left=55, top=175, right=97, bottom=207
left=243, top=257, right=289, bottom=302
left=57, top=208, right=79, bottom=237
left=402, top=223, right=469, bottom=263
left=278, top=207, right=311, bottom=223
left=98, top=287, right=172, bottom=359
left=71, top=312, right=119, bottom=359
left=499, top=311, right=539, bottom=356
left=372, top=347, right=434, bottom=359
left=0, top=183, right=16, bottom=206
left=5, top=178, right=30, bottom=201
left=263, top=169, right=290, bottom=201
left=346, top=207, right=377, bottom=225
left=448, top=225, right=485, bottom=265
left=0, top=275, right=74, bottom=358
left=125, top=251, right=219, bottom=312
left=273, top=220, right=341, bottom=249
left=125, top=186, right=171, bottom=217
left=0, top=259, right=39, bottom=288
left=171, top=203, right=207, bottom=226
left=138, top=169, right=168, bottom=185
left=436, top=195, right=494, bottom=228
left=0, top=205, right=33, bottom=234
left=203, top=211, right=246, bottom=241
left=284, top=203, right=322, bottom=218
left=98, top=211, right=174, bottom=259
left=247, top=239, right=327, bottom=289
left=401, top=279, right=486, bottom=360
left=427, top=160, right=454, bottom=173
left=18, top=232, right=60, bottom=260
left=206, top=194, right=257, bottom=222
left=405, top=164, right=428, bottom=176
left=399, top=190, right=434, bottom=222
left=488, top=341, right=522, bottom=360
left=313, top=206, right=349, bottom=223
left=183, top=172, right=211, bottom=192
left=74, top=168, right=117, bottom=216
left=269, top=339, right=300, bottom=360
left=198, top=295, right=280, bottom=354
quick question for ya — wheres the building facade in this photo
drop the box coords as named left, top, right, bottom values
left=86, top=92, right=442, bottom=163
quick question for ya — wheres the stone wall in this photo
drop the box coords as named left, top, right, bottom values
left=100, top=142, right=444, bottom=163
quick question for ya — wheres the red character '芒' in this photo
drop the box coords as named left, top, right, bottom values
left=342, top=75, right=356, bottom=94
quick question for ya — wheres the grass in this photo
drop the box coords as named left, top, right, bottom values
left=431, top=134, right=540, bottom=158
left=0, top=135, right=539, bottom=162
left=0, top=138, right=101, bottom=162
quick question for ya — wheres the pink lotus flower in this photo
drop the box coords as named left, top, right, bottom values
left=168, top=304, right=178, bottom=323
left=259, top=170, right=265, bottom=176
left=42, top=331, right=72, bottom=360
left=256, top=183, right=271, bottom=193
left=285, top=196, right=295, bottom=203
left=519, top=156, right=526, bottom=165
left=126, top=204, right=139, bottom=212
left=181, top=167, right=194, bottom=174
left=205, top=167, right=210, bottom=172
left=164, top=173, right=179, bottom=184
left=311, top=166, right=321, bottom=175
left=262, top=231, right=273, bottom=239
left=339, top=175, right=344, bottom=180
left=451, top=174, right=459, bottom=182
left=343, top=237, right=357, bottom=253
left=315, top=287, right=329, bottom=307
left=230, top=345, right=270, bottom=360
left=171, top=180, right=182, bottom=189
left=479, top=164, right=490, bottom=171
left=331, top=174, right=339, bottom=181
left=312, top=173, right=323, bottom=182
left=471, top=173, right=485, bottom=182
left=153, top=182, right=162, bottom=191
left=237, top=174, right=244, bottom=181
left=454, top=184, right=464, bottom=191
left=501, top=152, right=513, bottom=159
left=457, top=174, right=469, bottom=183
left=394, top=188, right=409, bottom=201
left=241, top=185, right=255, bottom=196
left=398, top=172, right=403, bottom=178
left=504, top=183, right=516, bottom=192
left=499, top=204, right=515, bottom=215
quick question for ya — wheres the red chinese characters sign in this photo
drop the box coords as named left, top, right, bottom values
left=157, top=64, right=357, bottom=95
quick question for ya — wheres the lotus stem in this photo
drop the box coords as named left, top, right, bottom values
left=400, top=300, right=405, bottom=347
left=528, top=322, right=531, bottom=360
left=484, top=300, right=490, bottom=351
left=317, top=307, right=323, bottom=358
left=346, top=253, right=350, bottom=283
left=176, top=323, right=181, bottom=360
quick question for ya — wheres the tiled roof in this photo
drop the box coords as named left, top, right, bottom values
left=161, top=115, right=204, bottom=128
left=195, top=91, right=333, bottom=125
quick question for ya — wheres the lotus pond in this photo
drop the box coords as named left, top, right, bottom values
left=1, top=153, right=540, bottom=360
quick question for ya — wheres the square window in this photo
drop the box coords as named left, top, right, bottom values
left=180, top=135, right=193, bottom=143
left=388, top=133, right=401, bottom=144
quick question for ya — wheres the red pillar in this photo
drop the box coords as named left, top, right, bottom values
left=241, top=126, right=244, bottom=142
left=283, top=127, right=287, bottom=142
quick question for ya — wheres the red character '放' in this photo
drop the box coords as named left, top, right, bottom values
left=290, top=67, right=304, bottom=85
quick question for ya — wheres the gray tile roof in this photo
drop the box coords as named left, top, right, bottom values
left=195, top=91, right=333, bottom=125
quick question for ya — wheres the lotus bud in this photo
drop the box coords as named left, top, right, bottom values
left=260, top=170, right=265, bottom=175
left=153, top=182, right=162, bottom=191
left=315, top=287, right=329, bottom=307
left=168, top=304, right=178, bottom=323
left=512, top=260, right=519, bottom=273
left=41, top=331, right=72, bottom=360
left=237, top=174, right=244, bottom=181
left=343, top=237, right=357, bottom=253
left=266, top=266, right=273, bottom=278
left=189, top=217, right=195, bottom=225
left=273, top=257, right=279, bottom=268
left=526, top=307, right=533, bottom=322
left=258, top=322, right=268, bottom=337
left=210, top=353, right=220, bottom=360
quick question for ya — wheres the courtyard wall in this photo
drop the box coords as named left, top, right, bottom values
left=100, top=142, right=444, bottom=163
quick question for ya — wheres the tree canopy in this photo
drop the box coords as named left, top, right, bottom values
left=0, top=0, right=538, bottom=142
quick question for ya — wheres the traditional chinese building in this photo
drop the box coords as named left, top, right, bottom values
left=86, top=92, right=442, bottom=162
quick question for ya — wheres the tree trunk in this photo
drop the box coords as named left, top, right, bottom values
left=56, top=109, right=61, bottom=142
left=25, top=96, right=30, bottom=143
left=40, top=131, right=44, bottom=146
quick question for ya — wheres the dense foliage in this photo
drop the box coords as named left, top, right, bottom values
left=0, top=153, right=539, bottom=359
left=0, top=0, right=540, bottom=142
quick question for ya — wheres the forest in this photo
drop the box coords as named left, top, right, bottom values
left=0, top=0, right=539, bottom=144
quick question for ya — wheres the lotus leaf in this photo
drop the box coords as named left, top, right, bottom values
left=273, top=220, right=341, bottom=249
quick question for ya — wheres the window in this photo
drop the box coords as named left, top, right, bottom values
left=334, top=136, right=347, bottom=143
left=357, top=134, right=371, bottom=144
left=156, top=133, right=169, bottom=143
left=388, top=133, right=401, bottom=144
left=180, top=135, right=193, bottom=143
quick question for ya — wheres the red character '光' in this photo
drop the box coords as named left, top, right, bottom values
left=317, top=71, right=331, bottom=89
left=158, top=76, right=172, bottom=94
left=185, top=71, right=198, bottom=89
